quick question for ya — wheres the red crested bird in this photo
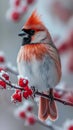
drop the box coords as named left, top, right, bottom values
left=17, top=10, right=61, bottom=121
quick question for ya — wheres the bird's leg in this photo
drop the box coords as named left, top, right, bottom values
left=49, top=88, right=54, bottom=102
left=31, top=86, right=36, bottom=92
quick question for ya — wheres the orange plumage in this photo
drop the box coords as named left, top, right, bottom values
left=23, top=10, right=43, bottom=29
left=17, top=10, right=61, bottom=121
left=18, top=43, right=48, bottom=61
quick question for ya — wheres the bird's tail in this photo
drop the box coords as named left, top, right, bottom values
left=38, top=89, right=58, bottom=121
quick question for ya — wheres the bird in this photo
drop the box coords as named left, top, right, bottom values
left=17, top=10, right=61, bottom=121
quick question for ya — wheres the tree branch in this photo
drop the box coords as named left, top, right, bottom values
left=0, top=77, right=23, bottom=91
left=0, top=76, right=73, bottom=107
left=35, top=91, right=73, bottom=107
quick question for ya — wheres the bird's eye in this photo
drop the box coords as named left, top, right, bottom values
left=29, top=29, right=35, bottom=35
left=21, top=29, right=35, bottom=36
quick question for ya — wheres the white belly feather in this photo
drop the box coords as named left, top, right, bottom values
left=17, top=55, right=58, bottom=91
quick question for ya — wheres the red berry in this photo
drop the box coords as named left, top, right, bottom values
left=23, top=91, right=29, bottom=99
left=27, top=0, right=35, bottom=4
left=15, top=89, right=21, bottom=93
left=22, top=6, right=28, bottom=13
left=0, top=56, right=5, bottom=63
left=0, top=68, right=5, bottom=72
left=67, top=95, right=73, bottom=103
left=23, top=79, right=28, bottom=86
left=19, top=111, right=26, bottom=119
left=58, top=43, right=69, bottom=53
left=23, top=87, right=33, bottom=97
left=28, top=89, right=33, bottom=96
left=11, top=11, right=20, bottom=21
left=27, top=116, right=36, bottom=125
left=18, top=78, right=28, bottom=88
left=2, top=73, right=9, bottom=80
left=27, top=106, right=33, bottom=112
left=0, top=80, right=6, bottom=89
left=68, top=126, right=73, bottom=130
left=54, top=91, right=62, bottom=98
left=18, top=78, right=24, bottom=87
left=24, top=86, right=29, bottom=91
left=12, top=91, right=22, bottom=102
left=15, top=0, right=20, bottom=6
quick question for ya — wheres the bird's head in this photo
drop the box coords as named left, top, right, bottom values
left=18, top=10, right=51, bottom=46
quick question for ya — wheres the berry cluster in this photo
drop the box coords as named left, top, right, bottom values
left=0, top=52, right=33, bottom=102
left=11, top=76, right=33, bottom=102
left=15, top=101, right=36, bottom=125
left=6, top=0, right=36, bottom=22
left=0, top=70, right=33, bottom=102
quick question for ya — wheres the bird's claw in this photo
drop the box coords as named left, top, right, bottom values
left=31, top=86, right=35, bottom=92
left=31, top=86, right=37, bottom=97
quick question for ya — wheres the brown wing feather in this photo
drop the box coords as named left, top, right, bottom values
left=47, top=42, right=61, bottom=83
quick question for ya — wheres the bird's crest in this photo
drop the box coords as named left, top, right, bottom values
left=23, top=10, right=43, bottom=28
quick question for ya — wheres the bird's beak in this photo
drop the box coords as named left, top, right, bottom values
left=18, top=29, right=31, bottom=45
left=18, top=30, right=27, bottom=37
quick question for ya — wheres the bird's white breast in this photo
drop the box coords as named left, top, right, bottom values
left=17, top=55, right=58, bottom=91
